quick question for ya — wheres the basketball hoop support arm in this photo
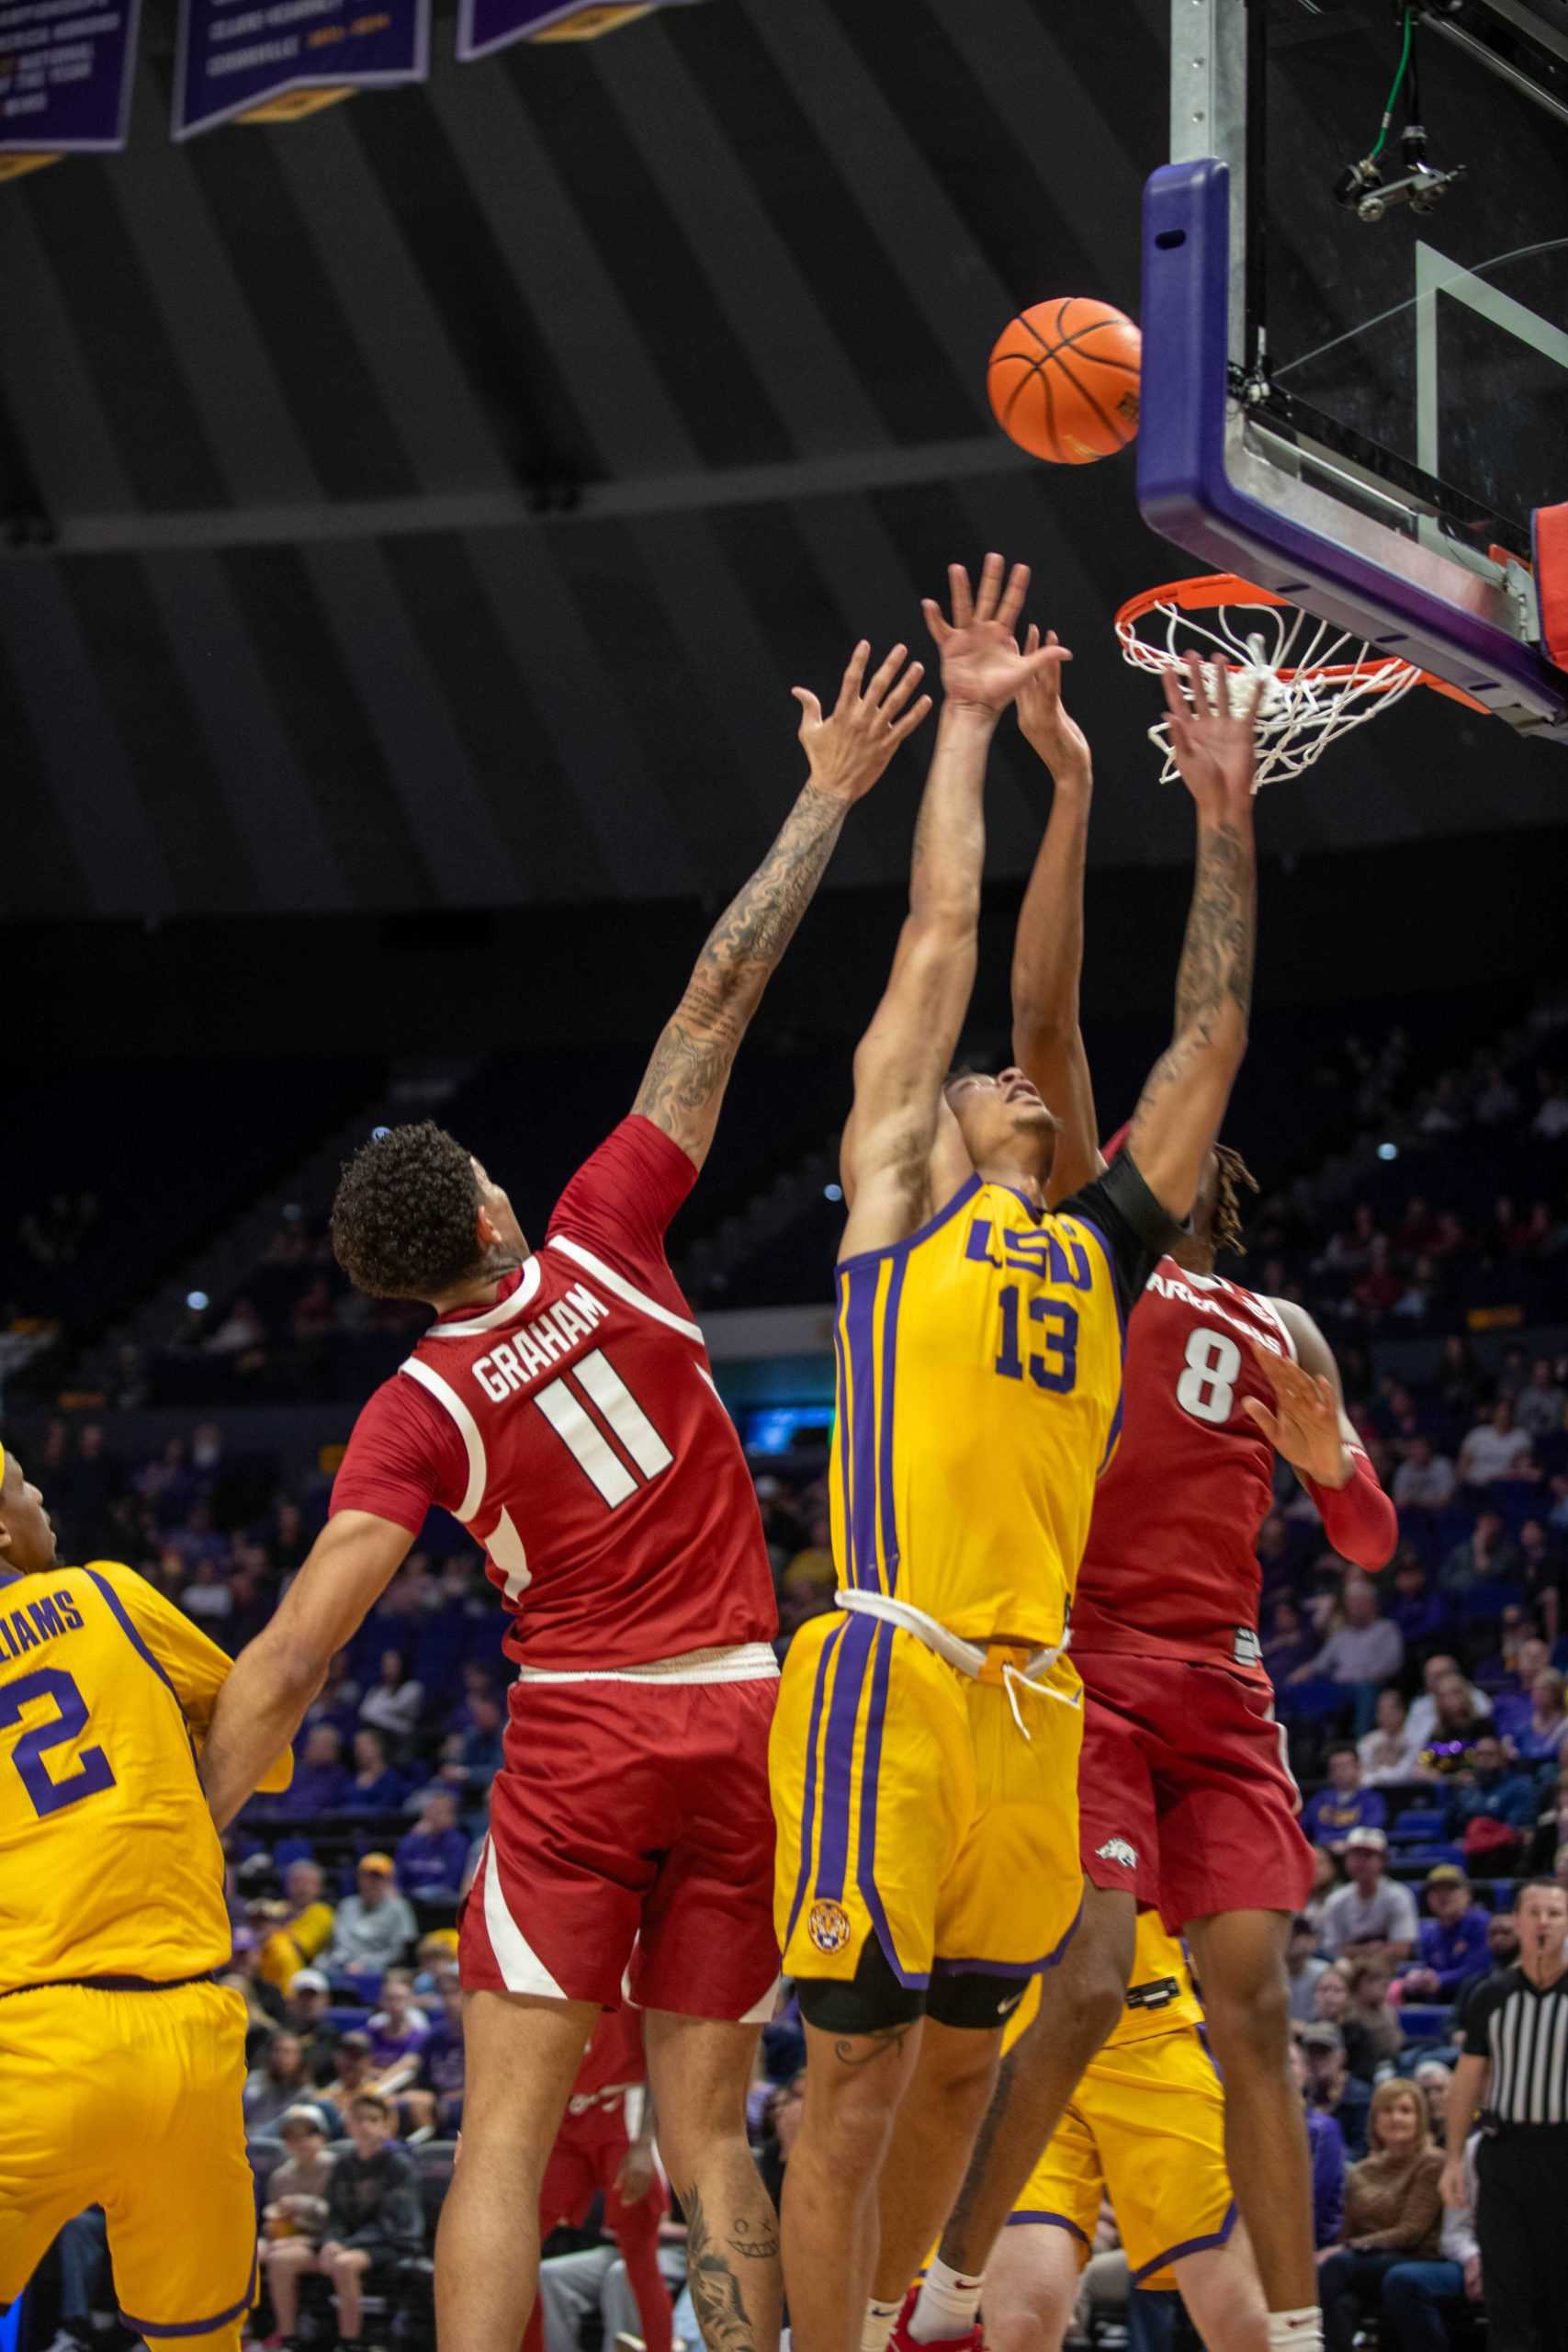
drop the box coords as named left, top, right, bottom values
left=1136, top=157, right=1568, bottom=738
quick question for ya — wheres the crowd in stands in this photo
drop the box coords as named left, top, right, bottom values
left=17, top=989, right=1568, bottom=2351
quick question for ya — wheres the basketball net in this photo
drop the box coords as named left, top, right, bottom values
left=1112, top=573, right=1468, bottom=787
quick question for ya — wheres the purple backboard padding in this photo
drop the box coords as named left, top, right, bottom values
left=1137, top=159, right=1567, bottom=725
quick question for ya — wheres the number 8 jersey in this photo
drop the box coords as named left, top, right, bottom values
left=333, top=1117, right=778, bottom=1670
left=1070, top=1259, right=1299, bottom=1681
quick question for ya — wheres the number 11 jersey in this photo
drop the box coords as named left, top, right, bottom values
left=332, top=1116, right=778, bottom=1670
left=1071, top=1261, right=1299, bottom=1681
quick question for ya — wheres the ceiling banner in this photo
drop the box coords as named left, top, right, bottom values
left=458, top=0, right=705, bottom=66
left=173, top=0, right=428, bottom=139
left=0, top=0, right=140, bottom=180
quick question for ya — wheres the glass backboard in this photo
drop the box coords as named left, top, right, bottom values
left=1140, top=0, right=1568, bottom=738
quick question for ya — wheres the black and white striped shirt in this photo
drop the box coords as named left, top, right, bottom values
left=1462, top=1964, right=1568, bottom=2127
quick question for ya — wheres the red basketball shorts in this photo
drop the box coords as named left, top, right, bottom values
left=459, top=1672, right=780, bottom=2019
left=540, top=2113, right=669, bottom=2238
left=1074, top=1650, right=1314, bottom=1932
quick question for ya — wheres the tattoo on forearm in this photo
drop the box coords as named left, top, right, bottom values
left=634, top=783, right=847, bottom=1144
left=1135, top=820, right=1255, bottom=1125
left=682, top=2186, right=771, bottom=2352
left=1173, top=821, right=1255, bottom=1038
left=830, top=2021, right=916, bottom=2070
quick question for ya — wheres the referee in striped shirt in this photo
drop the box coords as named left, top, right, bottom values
left=1443, top=1877, right=1568, bottom=2352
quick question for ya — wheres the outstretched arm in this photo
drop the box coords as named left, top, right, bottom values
left=840, top=556, right=1069, bottom=1258
left=1125, top=655, right=1260, bottom=1223
left=1009, top=627, right=1103, bottom=1204
left=633, top=643, right=931, bottom=1171
left=199, top=1509, right=414, bottom=1829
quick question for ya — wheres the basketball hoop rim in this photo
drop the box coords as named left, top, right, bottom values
left=1114, top=572, right=1491, bottom=711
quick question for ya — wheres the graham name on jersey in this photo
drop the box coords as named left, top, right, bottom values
left=470, top=1283, right=610, bottom=1404
left=1145, top=1266, right=1288, bottom=1358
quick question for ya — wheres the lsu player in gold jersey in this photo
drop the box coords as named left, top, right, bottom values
left=770, top=556, right=1260, bottom=2352
left=0, top=1443, right=291, bottom=2346
left=983, top=1914, right=1265, bottom=2352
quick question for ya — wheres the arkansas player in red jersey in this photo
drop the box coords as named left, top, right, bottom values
left=199, top=637, right=933, bottom=2352
left=525, top=2004, right=671, bottom=2352
left=905, top=652, right=1394, bottom=2352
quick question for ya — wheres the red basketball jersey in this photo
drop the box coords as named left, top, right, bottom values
left=1070, top=1259, right=1296, bottom=1679
left=332, top=1116, right=777, bottom=1671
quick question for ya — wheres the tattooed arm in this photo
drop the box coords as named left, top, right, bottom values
left=840, top=556, right=1071, bottom=1259
left=633, top=640, right=931, bottom=1171
left=1125, top=653, right=1261, bottom=1224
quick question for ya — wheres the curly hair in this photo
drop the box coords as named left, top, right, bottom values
left=330, top=1121, right=484, bottom=1301
left=1212, top=1142, right=1259, bottom=1259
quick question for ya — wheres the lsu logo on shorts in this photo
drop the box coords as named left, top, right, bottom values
left=808, top=1901, right=852, bottom=1954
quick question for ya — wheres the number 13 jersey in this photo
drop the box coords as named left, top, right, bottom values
left=1071, top=1260, right=1298, bottom=1681
left=829, top=1152, right=1179, bottom=1651
left=332, top=1117, right=778, bottom=1670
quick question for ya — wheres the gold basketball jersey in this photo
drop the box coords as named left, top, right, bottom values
left=0, top=1559, right=290, bottom=1991
left=829, top=1173, right=1128, bottom=1648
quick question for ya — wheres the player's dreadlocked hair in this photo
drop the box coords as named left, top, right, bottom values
left=331, top=1120, right=486, bottom=1301
left=1212, top=1142, right=1259, bottom=1259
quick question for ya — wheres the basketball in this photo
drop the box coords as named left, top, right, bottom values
left=987, top=297, right=1142, bottom=464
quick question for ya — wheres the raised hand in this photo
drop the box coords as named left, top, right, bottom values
left=923, top=553, right=1072, bottom=718
left=1161, top=650, right=1263, bottom=813
left=1017, top=622, right=1089, bottom=776
left=792, top=640, right=932, bottom=804
left=1242, top=1340, right=1349, bottom=1487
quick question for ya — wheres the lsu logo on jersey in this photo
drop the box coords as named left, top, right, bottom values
left=807, top=1900, right=852, bottom=1954
left=1095, top=1836, right=1139, bottom=1870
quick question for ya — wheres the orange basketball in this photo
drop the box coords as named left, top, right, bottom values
left=987, top=297, right=1142, bottom=464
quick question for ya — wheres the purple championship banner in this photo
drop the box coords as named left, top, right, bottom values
left=458, top=0, right=705, bottom=66
left=173, top=0, right=427, bottom=140
left=0, top=0, right=139, bottom=179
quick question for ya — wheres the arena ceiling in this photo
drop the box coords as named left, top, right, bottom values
left=3, top=0, right=1564, bottom=922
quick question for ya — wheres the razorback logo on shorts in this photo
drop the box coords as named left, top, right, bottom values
left=807, top=1900, right=852, bottom=1954
left=1095, top=1836, right=1139, bottom=1870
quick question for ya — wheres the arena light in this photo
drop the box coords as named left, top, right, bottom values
left=186, top=1290, right=209, bottom=1310
left=1377, top=1141, right=1399, bottom=1161
left=823, top=1182, right=843, bottom=1203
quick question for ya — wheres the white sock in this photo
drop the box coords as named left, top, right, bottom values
left=911, top=2260, right=984, bottom=2344
left=862, top=2301, right=901, bottom=2352
left=1267, top=2310, right=1323, bottom=2352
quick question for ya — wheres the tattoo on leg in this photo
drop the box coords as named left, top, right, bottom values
left=683, top=2186, right=764, bottom=2352
left=943, top=2046, right=1017, bottom=2254
left=831, top=2023, right=915, bottom=2070
left=728, top=2213, right=781, bottom=2261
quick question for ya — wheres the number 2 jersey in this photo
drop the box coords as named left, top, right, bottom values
left=1071, top=1258, right=1298, bottom=1681
left=829, top=1152, right=1179, bottom=1650
left=0, top=1560, right=292, bottom=1994
left=332, top=1116, right=778, bottom=1671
